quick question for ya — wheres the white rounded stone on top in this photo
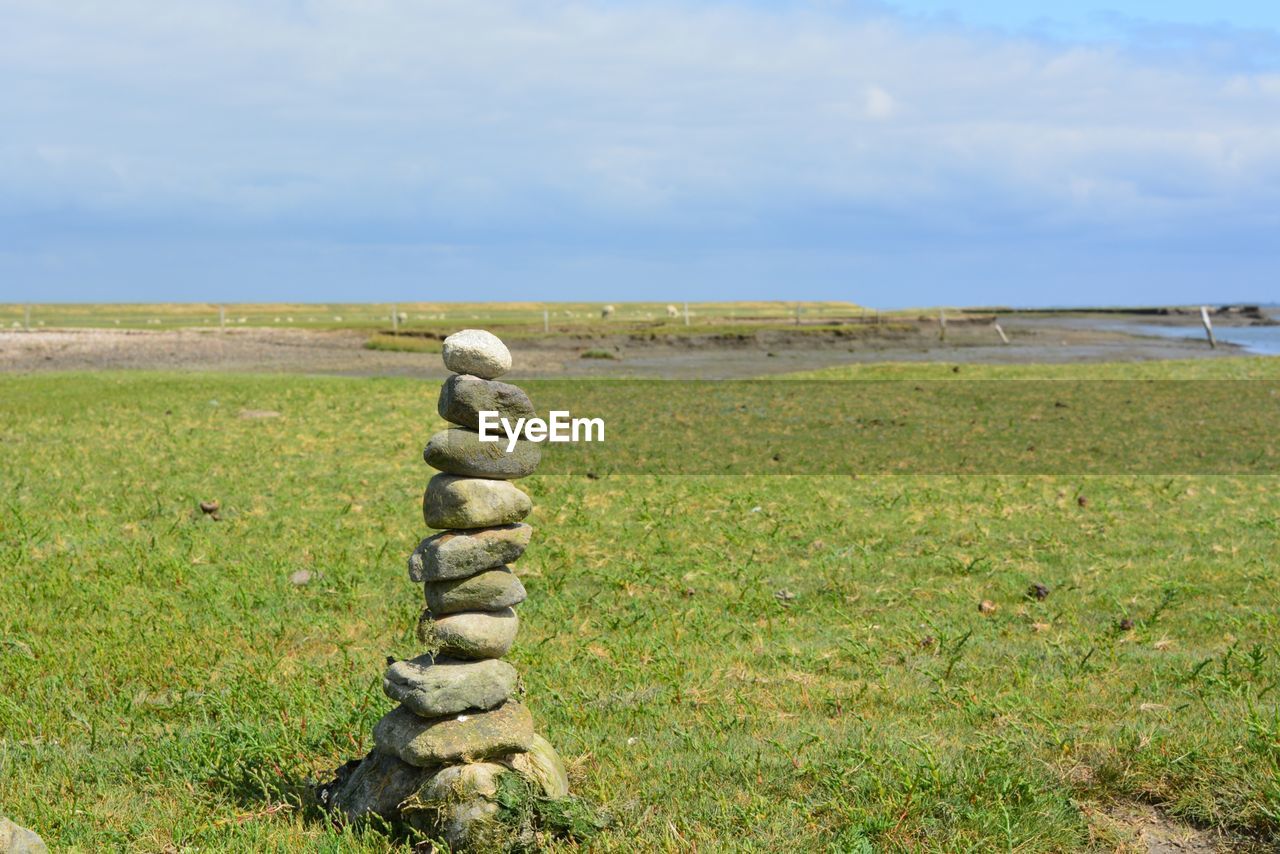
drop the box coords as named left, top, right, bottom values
left=442, top=329, right=511, bottom=379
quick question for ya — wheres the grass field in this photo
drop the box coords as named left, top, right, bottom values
left=2, top=360, right=1279, bottom=851
left=0, top=301, right=881, bottom=334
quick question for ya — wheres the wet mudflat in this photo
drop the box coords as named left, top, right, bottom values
left=0, top=313, right=1240, bottom=379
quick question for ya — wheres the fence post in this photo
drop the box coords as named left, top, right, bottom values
left=543, top=309, right=549, bottom=334
left=994, top=321, right=1009, bottom=344
left=684, top=303, right=690, bottom=327
left=1200, top=306, right=1216, bottom=349
left=939, top=308, right=947, bottom=341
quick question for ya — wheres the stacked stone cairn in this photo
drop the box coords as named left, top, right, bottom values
left=325, top=329, right=568, bottom=849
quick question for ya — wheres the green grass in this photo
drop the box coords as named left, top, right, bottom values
left=364, top=333, right=443, bottom=354
left=2, top=364, right=1279, bottom=851
left=784, top=356, right=1280, bottom=380
left=0, top=301, right=871, bottom=333
left=361, top=318, right=915, bottom=356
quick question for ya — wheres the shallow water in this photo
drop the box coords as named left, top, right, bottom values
left=1118, top=321, right=1280, bottom=355
left=1010, top=314, right=1280, bottom=356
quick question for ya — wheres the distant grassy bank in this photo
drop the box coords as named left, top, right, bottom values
left=0, top=301, right=877, bottom=334
left=362, top=320, right=920, bottom=355
left=1, top=361, right=1278, bottom=851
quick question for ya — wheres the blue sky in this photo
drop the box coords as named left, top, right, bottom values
left=889, top=0, right=1280, bottom=33
left=2, top=1, right=1278, bottom=307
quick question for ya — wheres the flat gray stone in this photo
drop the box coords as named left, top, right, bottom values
left=442, top=329, right=511, bottom=380
left=423, top=474, right=532, bottom=530
left=419, top=607, right=521, bottom=659
left=500, top=734, right=570, bottom=799
left=426, top=568, right=526, bottom=615
left=322, top=749, right=435, bottom=822
left=439, top=374, right=536, bottom=432
left=423, top=428, right=541, bottom=480
left=373, top=702, right=535, bottom=766
left=401, top=763, right=505, bottom=851
left=408, top=524, right=533, bottom=583
left=0, top=818, right=48, bottom=854
left=438, top=798, right=500, bottom=852
left=383, top=655, right=518, bottom=717
left=418, top=760, right=503, bottom=803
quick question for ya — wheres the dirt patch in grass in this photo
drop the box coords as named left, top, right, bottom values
left=1090, top=803, right=1270, bottom=853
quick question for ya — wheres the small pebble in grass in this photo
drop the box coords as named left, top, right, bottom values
left=199, top=500, right=219, bottom=514
left=774, top=589, right=796, bottom=603
left=2, top=639, right=34, bottom=659
left=289, top=569, right=313, bottom=586
left=1077, top=496, right=1088, bottom=508
left=978, top=599, right=997, bottom=615
left=1027, top=583, right=1051, bottom=601
left=1119, top=618, right=1135, bottom=631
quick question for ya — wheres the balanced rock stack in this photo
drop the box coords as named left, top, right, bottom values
left=325, top=329, right=568, bottom=848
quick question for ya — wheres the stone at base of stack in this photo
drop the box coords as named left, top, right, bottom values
left=323, top=329, right=569, bottom=850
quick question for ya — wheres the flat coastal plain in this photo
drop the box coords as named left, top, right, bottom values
left=0, top=312, right=1245, bottom=378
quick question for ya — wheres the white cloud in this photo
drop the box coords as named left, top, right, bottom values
left=864, top=85, right=895, bottom=119
left=0, top=0, right=1277, bottom=235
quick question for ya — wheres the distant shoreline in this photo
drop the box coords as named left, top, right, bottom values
left=968, top=304, right=1276, bottom=324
